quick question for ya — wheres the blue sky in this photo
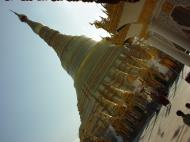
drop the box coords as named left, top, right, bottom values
left=0, top=1, right=108, bottom=142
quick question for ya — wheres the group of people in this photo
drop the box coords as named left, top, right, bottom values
left=176, top=103, right=190, bottom=126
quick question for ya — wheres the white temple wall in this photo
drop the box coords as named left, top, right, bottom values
left=125, top=24, right=143, bottom=39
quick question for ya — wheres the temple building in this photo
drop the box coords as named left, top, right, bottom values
left=93, top=0, right=190, bottom=66
left=12, top=0, right=190, bottom=141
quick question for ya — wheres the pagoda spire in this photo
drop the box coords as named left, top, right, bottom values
left=10, top=10, right=28, bottom=22
left=12, top=11, right=100, bottom=79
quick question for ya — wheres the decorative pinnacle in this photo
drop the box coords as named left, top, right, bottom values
left=10, top=10, right=28, bottom=22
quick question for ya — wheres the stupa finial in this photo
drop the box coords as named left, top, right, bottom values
left=10, top=10, right=28, bottom=22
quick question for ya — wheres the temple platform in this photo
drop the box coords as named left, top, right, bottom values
left=138, top=66, right=190, bottom=142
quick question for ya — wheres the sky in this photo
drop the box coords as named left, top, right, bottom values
left=0, top=1, right=109, bottom=142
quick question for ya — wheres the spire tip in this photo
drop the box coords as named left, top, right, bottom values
left=10, top=10, right=28, bottom=22
left=10, top=9, right=19, bottom=16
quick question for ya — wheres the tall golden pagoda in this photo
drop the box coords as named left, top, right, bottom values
left=13, top=9, right=183, bottom=142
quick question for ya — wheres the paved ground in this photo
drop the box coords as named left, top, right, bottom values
left=139, top=66, right=190, bottom=142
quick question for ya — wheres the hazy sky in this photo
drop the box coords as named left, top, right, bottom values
left=0, top=1, right=108, bottom=142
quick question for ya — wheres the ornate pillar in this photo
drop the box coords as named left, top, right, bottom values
left=150, top=18, right=190, bottom=51
left=147, top=35, right=190, bottom=67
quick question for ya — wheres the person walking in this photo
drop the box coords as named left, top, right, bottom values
left=185, top=103, right=190, bottom=109
left=176, top=110, right=190, bottom=126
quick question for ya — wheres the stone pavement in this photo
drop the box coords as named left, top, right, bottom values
left=139, top=67, right=190, bottom=142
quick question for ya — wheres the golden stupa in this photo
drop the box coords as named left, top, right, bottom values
left=12, top=1, right=185, bottom=140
